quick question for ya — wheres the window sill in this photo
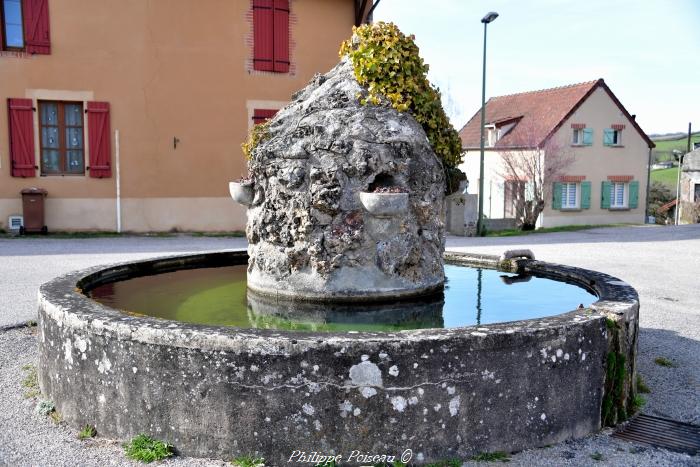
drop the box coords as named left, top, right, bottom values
left=570, top=144, right=591, bottom=147
left=604, top=145, right=625, bottom=148
left=608, top=207, right=630, bottom=211
left=560, top=208, right=582, bottom=212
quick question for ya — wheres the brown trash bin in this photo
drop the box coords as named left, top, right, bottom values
left=20, top=188, right=48, bottom=235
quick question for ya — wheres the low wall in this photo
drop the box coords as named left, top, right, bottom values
left=38, top=251, right=639, bottom=464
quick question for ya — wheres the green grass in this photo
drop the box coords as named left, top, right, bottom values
left=654, top=356, right=676, bottom=368
left=21, top=363, right=40, bottom=399
left=650, top=167, right=679, bottom=189
left=191, top=231, right=245, bottom=238
left=486, top=223, right=624, bottom=237
left=425, top=459, right=463, bottom=467
left=637, top=374, right=651, bottom=393
left=470, top=451, right=510, bottom=462
left=78, top=424, right=97, bottom=440
left=631, top=394, right=647, bottom=413
left=590, top=451, right=604, bottom=461
left=652, top=132, right=700, bottom=159
left=231, top=455, right=265, bottom=467
left=123, top=434, right=173, bottom=463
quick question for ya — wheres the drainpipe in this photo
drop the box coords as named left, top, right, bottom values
left=115, top=129, right=122, bottom=233
left=645, top=147, right=652, bottom=223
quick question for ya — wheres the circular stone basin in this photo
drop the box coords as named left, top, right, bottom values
left=37, top=250, right=639, bottom=463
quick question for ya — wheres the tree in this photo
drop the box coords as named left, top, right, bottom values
left=498, top=120, right=574, bottom=230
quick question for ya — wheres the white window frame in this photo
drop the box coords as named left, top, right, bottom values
left=572, top=128, right=582, bottom=145
left=610, top=182, right=628, bottom=208
left=561, top=182, right=579, bottom=209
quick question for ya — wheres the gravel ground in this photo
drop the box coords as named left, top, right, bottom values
left=0, top=226, right=699, bottom=466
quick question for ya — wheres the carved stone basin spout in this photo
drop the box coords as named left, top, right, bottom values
left=228, top=181, right=254, bottom=206
left=359, top=191, right=409, bottom=217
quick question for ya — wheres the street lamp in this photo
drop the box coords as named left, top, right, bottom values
left=476, top=11, right=498, bottom=236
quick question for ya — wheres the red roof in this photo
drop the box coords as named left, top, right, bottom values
left=458, top=79, right=655, bottom=149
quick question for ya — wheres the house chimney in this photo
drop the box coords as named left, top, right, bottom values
left=631, top=114, right=636, bottom=121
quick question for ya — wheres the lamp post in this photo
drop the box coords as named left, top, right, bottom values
left=476, top=11, right=498, bottom=237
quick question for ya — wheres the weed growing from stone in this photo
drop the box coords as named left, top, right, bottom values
left=78, top=424, right=97, bottom=440
left=590, top=451, right=604, bottom=461
left=470, top=451, right=510, bottom=462
left=35, top=400, right=55, bottom=416
left=123, top=434, right=173, bottom=463
left=654, top=356, right=676, bottom=367
left=636, top=374, right=651, bottom=393
left=631, top=394, right=647, bottom=413
left=21, top=363, right=39, bottom=398
left=425, top=459, right=463, bottom=466
left=231, top=455, right=265, bottom=467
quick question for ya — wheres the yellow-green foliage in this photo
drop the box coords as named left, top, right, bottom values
left=241, top=121, right=270, bottom=160
left=340, top=22, right=463, bottom=172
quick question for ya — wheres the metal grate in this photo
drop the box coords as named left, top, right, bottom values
left=613, top=414, right=700, bottom=455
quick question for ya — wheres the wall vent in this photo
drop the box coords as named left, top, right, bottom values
left=8, top=215, right=23, bottom=231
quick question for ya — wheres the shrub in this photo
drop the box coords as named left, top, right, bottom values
left=340, top=22, right=464, bottom=193
left=241, top=121, right=270, bottom=161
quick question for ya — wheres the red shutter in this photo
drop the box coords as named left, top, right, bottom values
left=253, top=0, right=274, bottom=71
left=8, top=98, right=36, bottom=178
left=22, top=0, right=51, bottom=54
left=273, top=0, right=289, bottom=73
left=86, top=102, right=112, bottom=178
left=253, top=108, right=278, bottom=125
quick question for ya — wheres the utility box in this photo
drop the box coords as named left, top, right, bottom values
left=20, top=188, right=48, bottom=235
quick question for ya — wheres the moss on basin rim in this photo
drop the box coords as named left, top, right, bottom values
left=37, top=250, right=638, bottom=463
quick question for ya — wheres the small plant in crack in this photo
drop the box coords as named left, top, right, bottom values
left=123, top=434, right=174, bottom=463
left=78, top=424, right=97, bottom=440
left=231, top=455, right=265, bottom=467
left=654, top=356, right=676, bottom=368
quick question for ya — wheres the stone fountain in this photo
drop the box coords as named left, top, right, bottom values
left=232, top=59, right=446, bottom=302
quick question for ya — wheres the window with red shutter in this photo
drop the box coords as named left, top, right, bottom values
left=252, top=108, right=278, bottom=125
left=86, top=102, right=112, bottom=178
left=0, top=0, right=50, bottom=53
left=7, top=98, right=36, bottom=178
left=253, top=0, right=289, bottom=73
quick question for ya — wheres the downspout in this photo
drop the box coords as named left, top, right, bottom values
left=115, top=129, right=122, bottom=233
left=645, top=147, right=652, bottom=223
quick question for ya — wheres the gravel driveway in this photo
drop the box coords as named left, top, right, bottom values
left=0, top=225, right=698, bottom=466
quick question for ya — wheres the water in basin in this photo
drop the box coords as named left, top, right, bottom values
left=89, top=264, right=596, bottom=332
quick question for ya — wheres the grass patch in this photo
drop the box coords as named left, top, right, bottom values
left=590, top=451, right=604, bottom=461
left=78, top=424, right=97, bottom=440
left=486, top=224, right=624, bottom=237
left=636, top=374, right=651, bottom=393
left=231, top=455, right=265, bottom=467
left=191, top=231, right=246, bottom=238
left=425, top=460, right=463, bottom=467
left=631, top=394, right=646, bottom=413
left=654, top=356, right=676, bottom=368
left=650, top=167, right=679, bottom=189
left=470, top=451, right=510, bottom=462
left=124, top=434, right=173, bottom=463
left=21, top=363, right=39, bottom=399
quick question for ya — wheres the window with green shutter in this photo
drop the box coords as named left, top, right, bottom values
left=581, top=181, right=591, bottom=209
left=552, top=182, right=562, bottom=210
left=629, top=181, right=639, bottom=208
left=601, top=181, right=612, bottom=209
left=603, top=128, right=622, bottom=146
left=582, top=128, right=593, bottom=145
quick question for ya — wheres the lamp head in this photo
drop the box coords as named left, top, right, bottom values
left=481, top=12, right=499, bottom=24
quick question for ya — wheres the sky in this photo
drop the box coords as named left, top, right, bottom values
left=374, top=0, right=700, bottom=135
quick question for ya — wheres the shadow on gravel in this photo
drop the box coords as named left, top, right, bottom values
left=637, top=327, right=700, bottom=425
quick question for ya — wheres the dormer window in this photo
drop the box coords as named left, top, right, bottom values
left=485, top=124, right=496, bottom=147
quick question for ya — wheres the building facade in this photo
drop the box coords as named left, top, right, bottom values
left=680, top=148, right=700, bottom=223
left=458, top=79, right=655, bottom=228
left=1, top=0, right=369, bottom=232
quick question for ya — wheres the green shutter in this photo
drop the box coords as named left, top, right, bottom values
left=583, top=128, right=593, bottom=145
left=629, top=181, right=639, bottom=208
left=581, top=181, right=591, bottom=209
left=603, top=129, right=614, bottom=146
left=552, top=182, right=562, bottom=210
left=601, top=181, right=611, bottom=209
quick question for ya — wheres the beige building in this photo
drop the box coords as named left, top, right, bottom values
left=1, top=0, right=373, bottom=232
left=458, top=79, right=655, bottom=228
left=680, top=148, right=700, bottom=223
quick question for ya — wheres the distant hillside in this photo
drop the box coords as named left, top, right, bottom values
left=650, top=131, right=700, bottom=161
